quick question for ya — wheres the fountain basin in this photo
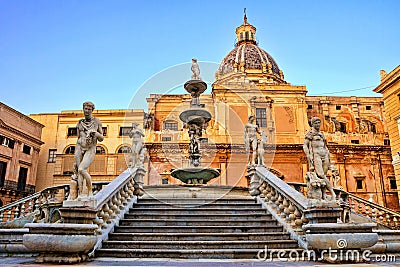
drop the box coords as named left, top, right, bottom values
left=184, top=80, right=207, bottom=96
left=180, top=109, right=211, bottom=124
left=171, top=167, right=221, bottom=184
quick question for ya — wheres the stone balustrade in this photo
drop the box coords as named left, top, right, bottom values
left=346, top=191, right=400, bottom=230
left=248, top=166, right=312, bottom=248
left=0, top=182, right=108, bottom=227
left=286, top=181, right=400, bottom=230
left=248, top=166, right=378, bottom=253
left=23, top=167, right=145, bottom=263
left=90, top=167, right=145, bottom=255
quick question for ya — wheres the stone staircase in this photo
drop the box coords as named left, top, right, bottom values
left=96, top=197, right=301, bottom=259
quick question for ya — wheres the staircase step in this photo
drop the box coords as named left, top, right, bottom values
left=119, top=218, right=277, bottom=227
left=132, top=203, right=262, bottom=209
left=114, top=225, right=283, bottom=233
left=124, top=213, right=271, bottom=220
left=108, top=232, right=291, bottom=241
left=128, top=208, right=266, bottom=215
left=101, top=240, right=298, bottom=250
left=139, top=198, right=256, bottom=204
left=95, top=248, right=303, bottom=259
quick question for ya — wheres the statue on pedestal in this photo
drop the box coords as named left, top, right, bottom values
left=303, top=117, right=336, bottom=200
left=244, top=115, right=262, bottom=166
left=129, top=122, right=146, bottom=168
left=68, top=101, right=104, bottom=201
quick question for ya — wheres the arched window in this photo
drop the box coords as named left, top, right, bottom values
left=163, top=120, right=178, bottom=131
left=65, top=146, right=75, bottom=154
left=96, top=146, right=106, bottom=154
left=117, top=146, right=132, bottom=154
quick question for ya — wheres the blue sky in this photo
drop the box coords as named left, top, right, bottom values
left=0, top=0, right=399, bottom=115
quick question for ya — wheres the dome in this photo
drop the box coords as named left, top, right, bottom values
left=216, top=14, right=285, bottom=84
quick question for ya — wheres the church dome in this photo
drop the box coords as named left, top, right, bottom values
left=216, top=13, right=285, bottom=84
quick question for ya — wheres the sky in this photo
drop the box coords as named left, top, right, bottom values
left=0, top=0, right=399, bottom=115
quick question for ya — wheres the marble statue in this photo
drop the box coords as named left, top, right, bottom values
left=68, top=101, right=104, bottom=200
left=144, top=113, right=154, bottom=130
left=256, top=131, right=267, bottom=166
left=303, top=117, right=336, bottom=200
left=191, top=58, right=201, bottom=80
left=244, top=115, right=261, bottom=165
left=129, top=122, right=145, bottom=168
left=331, top=164, right=343, bottom=189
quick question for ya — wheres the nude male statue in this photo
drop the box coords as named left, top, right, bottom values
left=303, top=117, right=336, bottom=199
left=129, top=122, right=145, bottom=168
left=244, top=115, right=261, bottom=165
left=191, top=58, right=200, bottom=80
left=70, top=101, right=104, bottom=200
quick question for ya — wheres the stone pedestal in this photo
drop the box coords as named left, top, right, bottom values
left=23, top=223, right=98, bottom=263
left=304, top=206, right=342, bottom=224
left=59, top=206, right=97, bottom=224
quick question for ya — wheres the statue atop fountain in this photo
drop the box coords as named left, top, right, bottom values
left=170, top=59, right=220, bottom=184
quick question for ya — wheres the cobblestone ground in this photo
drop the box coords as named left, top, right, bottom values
left=1, top=256, right=400, bottom=267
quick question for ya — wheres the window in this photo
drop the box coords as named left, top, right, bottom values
left=307, top=104, right=313, bottom=110
left=162, top=178, right=168, bottom=184
left=336, top=105, right=341, bottom=110
left=102, top=127, right=107, bottom=136
left=256, top=108, right=267, bottom=127
left=351, top=140, right=359, bottom=144
left=17, top=167, right=28, bottom=191
left=67, top=127, right=78, bottom=137
left=96, top=146, right=106, bottom=154
left=390, top=179, right=397, bottom=190
left=65, top=146, right=75, bottom=154
left=245, top=31, right=249, bottom=40
left=48, top=149, right=57, bottom=163
left=356, top=179, right=364, bottom=190
left=384, top=139, right=390, bottom=146
left=22, top=144, right=31, bottom=155
left=162, top=137, right=172, bottom=142
left=0, top=161, right=7, bottom=187
left=164, top=121, right=178, bottom=131
left=1, top=136, right=15, bottom=149
left=366, top=106, right=371, bottom=110
left=119, top=127, right=132, bottom=136
left=117, top=146, right=132, bottom=154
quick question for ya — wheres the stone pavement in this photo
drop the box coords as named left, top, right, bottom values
left=0, top=257, right=400, bottom=267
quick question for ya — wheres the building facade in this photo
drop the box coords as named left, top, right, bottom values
left=31, top=16, right=399, bottom=210
left=374, top=65, right=400, bottom=204
left=0, top=102, right=44, bottom=206
left=30, top=109, right=144, bottom=191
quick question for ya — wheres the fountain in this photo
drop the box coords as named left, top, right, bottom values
left=170, top=59, right=220, bottom=184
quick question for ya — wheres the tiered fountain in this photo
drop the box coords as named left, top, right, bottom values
left=170, top=59, right=220, bottom=184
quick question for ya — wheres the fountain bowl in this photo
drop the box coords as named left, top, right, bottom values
left=171, top=167, right=221, bottom=184
left=180, top=109, right=211, bottom=124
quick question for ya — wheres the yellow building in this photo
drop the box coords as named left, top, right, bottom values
left=30, top=109, right=144, bottom=191
left=374, top=65, right=400, bottom=204
left=31, top=16, right=398, bottom=210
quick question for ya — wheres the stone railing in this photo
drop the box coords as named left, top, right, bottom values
left=345, top=191, right=400, bottom=230
left=23, top=167, right=144, bottom=263
left=90, top=167, right=144, bottom=256
left=248, top=166, right=378, bottom=252
left=0, top=182, right=108, bottom=226
left=286, top=181, right=400, bottom=230
left=248, top=167, right=312, bottom=248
